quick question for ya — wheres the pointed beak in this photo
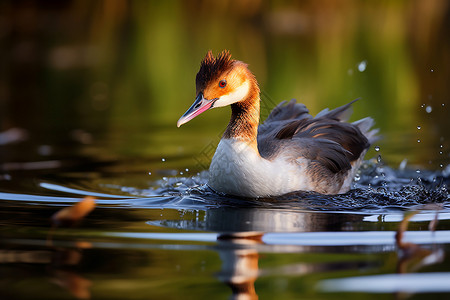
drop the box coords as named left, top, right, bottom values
left=177, top=93, right=215, bottom=127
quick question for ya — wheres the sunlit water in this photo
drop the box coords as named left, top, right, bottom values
left=1, top=153, right=449, bottom=299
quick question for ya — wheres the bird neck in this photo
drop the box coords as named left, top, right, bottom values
left=223, top=79, right=260, bottom=148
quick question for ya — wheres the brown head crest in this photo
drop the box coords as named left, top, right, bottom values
left=196, top=50, right=234, bottom=90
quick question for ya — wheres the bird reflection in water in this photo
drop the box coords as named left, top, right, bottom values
left=158, top=206, right=367, bottom=299
left=216, top=233, right=262, bottom=300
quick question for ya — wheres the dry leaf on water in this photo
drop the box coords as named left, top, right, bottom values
left=51, top=196, right=96, bottom=227
left=396, top=210, right=444, bottom=274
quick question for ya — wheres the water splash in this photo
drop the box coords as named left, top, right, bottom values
left=4, top=160, right=448, bottom=213
left=129, top=161, right=450, bottom=212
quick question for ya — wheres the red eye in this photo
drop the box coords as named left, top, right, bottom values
left=219, top=79, right=227, bottom=88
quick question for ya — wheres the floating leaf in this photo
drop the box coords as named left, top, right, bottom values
left=396, top=210, right=444, bottom=274
left=51, top=196, right=96, bottom=227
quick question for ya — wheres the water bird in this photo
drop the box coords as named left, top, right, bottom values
left=178, top=50, right=378, bottom=197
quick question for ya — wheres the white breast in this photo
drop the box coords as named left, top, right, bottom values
left=208, top=139, right=313, bottom=197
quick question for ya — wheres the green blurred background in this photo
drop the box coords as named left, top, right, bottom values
left=1, top=0, right=449, bottom=171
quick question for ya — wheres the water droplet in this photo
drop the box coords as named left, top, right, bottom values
left=440, top=151, right=443, bottom=155
left=179, top=171, right=184, bottom=175
left=421, top=104, right=425, bottom=108
left=185, top=168, right=189, bottom=172
left=377, top=187, right=387, bottom=194
left=417, top=139, right=421, bottom=143
left=442, top=103, right=445, bottom=107
left=399, top=159, right=407, bottom=170
left=161, top=158, right=166, bottom=162
left=417, top=125, right=421, bottom=130
left=440, top=144, right=443, bottom=148
left=440, top=164, right=444, bottom=168
left=374, top=146, right=380, bottom=152
left=358, top=60, right=367, bottom=72
left=377, top=155, right=382, bottom=163
left=426, top=106, right=432, bottom=113
left=354, top=174, right=361, bottom=181
left=431, top=69, right=434, bottom=72
left=148, top=172, right=152, bottom=175
left=416, top=169, right=421, bottom=174
left=162, top=177, right=168, bottom=181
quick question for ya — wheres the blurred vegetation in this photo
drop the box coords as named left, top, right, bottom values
left=0, top=0, right=449, bottom=169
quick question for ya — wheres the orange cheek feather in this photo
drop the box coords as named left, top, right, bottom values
left=203, top=84, right=229, bottom=100
left=203, top=69, right=246, bottom=100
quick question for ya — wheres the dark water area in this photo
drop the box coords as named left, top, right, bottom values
left=1, top=150, right=449, bottom=299
left=1, top=1, right=450, bottom=299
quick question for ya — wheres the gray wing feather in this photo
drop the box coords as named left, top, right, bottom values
left=257, top=99, right=376, bottom=174
left=259, top=99, right=311, bottom=137
left=258, top=99, right=312, bottom=157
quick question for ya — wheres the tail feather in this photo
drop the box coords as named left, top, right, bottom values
left=317, top=99, right=359, bottom=121
left=365, top=129, right=380, bottom=144
left=352, top=117, right=373, bottom=132
left=352, top=117, right=379, bottom=143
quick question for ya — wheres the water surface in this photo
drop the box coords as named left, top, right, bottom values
left=1, top=150, right=449, bottom=299
left=1, top=1, right=450, bottom=299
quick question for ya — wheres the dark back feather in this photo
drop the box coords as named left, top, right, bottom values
left=258, top=99, right=372, bottom=174
left=276, top=117, right=369, bottom=161
left=258, top=99, right=311, bottom=139
left=311, top=139, right=352, bottom=172
left=265, top=99, right=310, bottom=122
